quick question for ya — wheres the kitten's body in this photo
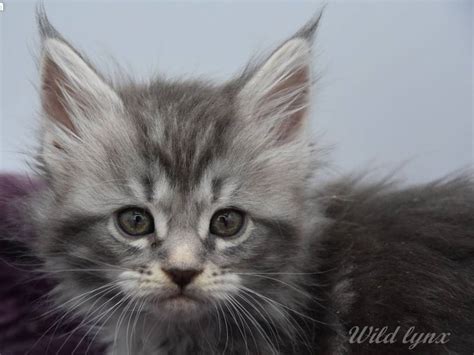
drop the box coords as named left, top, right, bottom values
left=107, top=176, right=474, bottom=355
left=0, top=9, right=473, bottom=355
left=1, top=174, right=473, bottom=354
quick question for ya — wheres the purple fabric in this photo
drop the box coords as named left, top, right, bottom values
left=0, top=174, right=105, bottom=355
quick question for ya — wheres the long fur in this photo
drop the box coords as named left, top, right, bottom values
left=0, top=7, right=472, bottom=355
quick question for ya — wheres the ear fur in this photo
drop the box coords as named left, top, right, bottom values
left=37, top=8, right=122, bottom=140
left=238, top=12, right=323, bottom=144
left=36, top=7, right=125, bottom=177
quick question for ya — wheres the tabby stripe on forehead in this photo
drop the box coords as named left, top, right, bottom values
left=142, top=124, right=231, bottom=192
left=191, top=116, right=233, bottom=186
left=211, top=177, right=224, bottom=202
left=142, top=174, right=155, bottom=202
left=148, top=142, right=173, bottom=180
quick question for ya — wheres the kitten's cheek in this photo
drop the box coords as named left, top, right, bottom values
left=117, top=264, right=170, bottom=298
left=117, top=270, right=141, bottom=294
left=117, top=270, right=157, bottom=298
left=126, top=237, right=150, bottom=250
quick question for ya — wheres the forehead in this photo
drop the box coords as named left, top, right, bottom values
left=117, top=80, right=238, bottom=194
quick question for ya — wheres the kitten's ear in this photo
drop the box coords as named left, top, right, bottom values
left=238, top=13, right=322, bottom=144
left=38, top=10, right=122, bottom=140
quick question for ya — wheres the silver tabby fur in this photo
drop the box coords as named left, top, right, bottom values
left=30, top=6, right=474, bottom=355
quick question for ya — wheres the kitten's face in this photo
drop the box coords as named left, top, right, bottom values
left=36, top=16, right=317, bottom=323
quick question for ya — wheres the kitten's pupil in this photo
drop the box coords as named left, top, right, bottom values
left=219, top=214, right=229, bottom=226
left=133, top=214, right=143, bottom=225
left=129, top=212, right=146, bottom=231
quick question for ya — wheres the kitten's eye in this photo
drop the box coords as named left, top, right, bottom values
left=209, top=209, right=245, bottom=238
left=116, top=207, right=154, bottom=236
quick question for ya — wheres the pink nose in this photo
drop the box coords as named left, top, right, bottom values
left=162, top=268, right=202, bottom=288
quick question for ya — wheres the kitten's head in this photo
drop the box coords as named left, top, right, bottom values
left=35, top=10, right=322, bottom=323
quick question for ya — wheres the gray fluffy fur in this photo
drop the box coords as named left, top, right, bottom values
left=29, top=7, right=473, bottom=355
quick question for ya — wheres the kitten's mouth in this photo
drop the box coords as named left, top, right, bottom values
left=162, top=292, right=199, bottom=302
left=152, top=289, right=202, bottom=306
left=147, top=291, right=205, bottom=319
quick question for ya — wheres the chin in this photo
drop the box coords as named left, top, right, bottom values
left=146, top=294, right=209, bottom=321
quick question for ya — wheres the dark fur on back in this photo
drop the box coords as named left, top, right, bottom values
left=1, top=174, right=473, bottom=354
left=310, top=175, right=474, bottom=354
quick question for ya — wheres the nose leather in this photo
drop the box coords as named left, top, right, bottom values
left=162, top=268, right=202, bottom=288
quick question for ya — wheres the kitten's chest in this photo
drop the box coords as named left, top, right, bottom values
left=109, top=336, right=195, bottom=355
left=105, top=320, right=213, bottom=355
left=105, top=321, right=277, bottom=355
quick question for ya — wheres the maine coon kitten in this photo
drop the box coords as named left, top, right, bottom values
left=1, top=8, right=473, bottom=355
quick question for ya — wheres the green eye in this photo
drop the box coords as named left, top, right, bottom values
left=209, top=209, right=245, bottom=238
left=116, top=207, right=154, bottom=236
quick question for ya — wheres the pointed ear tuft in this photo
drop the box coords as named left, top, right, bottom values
left=292, top=8, right=325, bottom=42
left=41, top=39, right=77, bottom=133
left=40, top=38, right=122, bottom=136
left=38, top=6, right=122, bottom=139
left=36, top=3, right=63, bottom=41
left=237, top=10, right=325, bottom=144
left=238, top=37, right=313, bottom=144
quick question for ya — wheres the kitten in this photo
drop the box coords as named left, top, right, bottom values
left=0, top=7, right=473, bottom=355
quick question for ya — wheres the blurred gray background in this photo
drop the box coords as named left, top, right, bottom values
left=0, top=0, right=472, bottom=184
